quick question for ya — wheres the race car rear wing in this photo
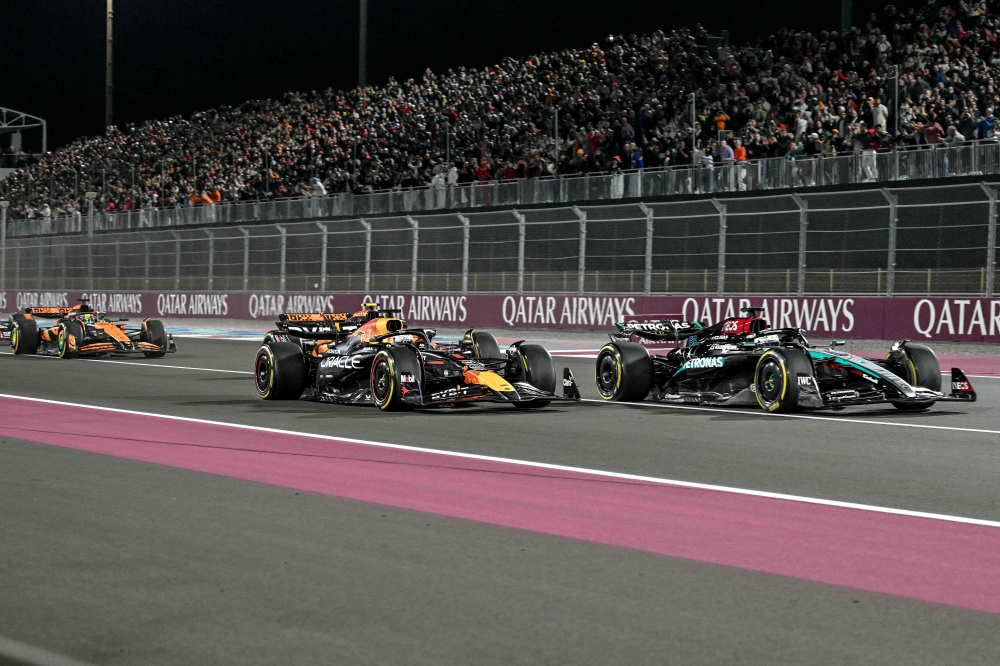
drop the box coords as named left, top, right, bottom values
left=616, top=314, right=704, bottom=344
left=23, top=306, right=73, bottom=317
left=280, top=313, right=350, bottom=323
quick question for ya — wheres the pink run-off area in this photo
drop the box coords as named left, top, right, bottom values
left=5, top=395, right=1000, bottom=614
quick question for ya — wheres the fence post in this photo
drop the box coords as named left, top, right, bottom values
left=457, top=214, right=470, bottom=294
left=406, top=216, right=419, bottom=293
left=239, top=226, right=250, bottom=291
left=359, top=219, right=372, bottom=292
left=0, top=201, right=7, bottom=291
left=638, top=202, right=654, bottom=295
left=980, top=182, right=997, bottom=297
left=881, top=189, right=898, bottom=296
left=113, top=240, right=119, bottom=290
left=276, top=225, right=287, bottom=292
left=792, top=194, right=808, bottom=296
left=205, top=229, right=214, bottom=292
left=169, top=230, right=181, bottom=292
left=315, top=222, right=328, bottom=292
left=573, top=206, right=586, bottom=294
left=87, top=195, right=96, bottom=291
left=512, top=210, right=526, bottom=294
left=711, top=199, right=727, bottom=295
left=144, top=238, right=150, bottom=291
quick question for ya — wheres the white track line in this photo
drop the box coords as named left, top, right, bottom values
left=0, top=635, right=96, bottom=666
left=2, top=391, right=1000, bottom=529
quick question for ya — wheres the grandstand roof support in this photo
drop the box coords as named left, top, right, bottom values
left=841, top=0, right=853, bottom=33
left=106, top=0, right=114, bottom=131
left=0, top=108, right=47, bottom=154
left=358, top=0, right=368, bottom=88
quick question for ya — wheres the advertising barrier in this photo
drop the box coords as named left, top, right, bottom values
left=1, top=290, right=999, bottom=343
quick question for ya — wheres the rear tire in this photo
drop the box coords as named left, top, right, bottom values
left=370, top=346, right=422, bottom=411
left=255, top=342, right=306, bottom=400
left=513, top=343, right=555, bottom=409
left=10, top=314, right=40, bottom=355
left=754, top=348, right=813, bottom=413
left=890, top=343, right=940, bottom=411
left=58, top=321, right=83, bottom=359
left=141, top=319, right=168, bottom=358
left=471, top=330, right=503, bottom=360
left=595, top=341, right=654, bottom=401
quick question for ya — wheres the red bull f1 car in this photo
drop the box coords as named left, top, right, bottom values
left=2, top=300, right=176, bottom=358
left=596, top=308, right=977, bottom=412
left=255, top=302, right=579, bottom=410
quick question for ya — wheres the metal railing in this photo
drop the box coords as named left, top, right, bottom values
left=1, top=182, right=996, bottom=297
left=6, top=141, right=1000, bottom=238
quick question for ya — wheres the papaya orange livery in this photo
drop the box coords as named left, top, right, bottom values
left=2, top=298, right=177, bottom=359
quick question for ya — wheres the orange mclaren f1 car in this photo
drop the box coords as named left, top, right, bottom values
left=255, top=302, right=580, bottom=410
left=2, top=299, right=176, bottom=358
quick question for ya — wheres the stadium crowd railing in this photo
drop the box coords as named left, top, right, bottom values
left=1, top=182, right=996, bottom=298
left=5, top=140, right=1000, bottom=239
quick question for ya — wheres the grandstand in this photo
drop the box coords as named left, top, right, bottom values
left=3, top=0, right=1000, bottom=222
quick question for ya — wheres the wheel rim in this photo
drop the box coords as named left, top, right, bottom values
left=597, top=353, right=619, bottom=396
left=11, top=327, right=18, bottom=350
left=58, top=329, right=67, bottom=353
left=757, top=361, right=782, bottom=403
left=372, top=358, right=392, bottom=404
left=255, top=352, right=272, bottom=394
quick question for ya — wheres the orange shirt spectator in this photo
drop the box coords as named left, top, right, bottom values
left=714, top=112, right=729, bottom=132
left=733, top=145, right=747, bottom=161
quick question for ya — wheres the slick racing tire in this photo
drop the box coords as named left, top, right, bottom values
left=141, top=319, right=169, bottom=358
left=513, top=343, right=556, bottom=409
left=595, top=341, right=653, bottom=402
left=10, top=314, right=40, bottom=355
left=754, top=348, right=813, bottom=413
left=370, top=346, right=422, bottom=411
left=255, top=342, right=307, bottom=400
left=58, top=321, right=84, bottom=359
left=471, top=330, right=503, bottom=361
left=889, top=342, right=941, bottom=411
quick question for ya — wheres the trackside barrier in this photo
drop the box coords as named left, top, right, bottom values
left=2, top=182, right=998, bottom=299
left=3, top=290, right=999, bottom=343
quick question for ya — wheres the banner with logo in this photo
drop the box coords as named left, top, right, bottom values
left=1, top=290, right=998, bottom=343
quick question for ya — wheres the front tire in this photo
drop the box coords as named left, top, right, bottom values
left=889, top=343, right=941, bottom=411
left=141, top=319, right=169, bottom=358
left=10, top=314, right=40, bottom=355
left=595, top=341, right=653, bottom=401
left=255, top=342, right=306, bottom=400
left=58, top=321, right=83, bottom=359
left=754, top=348, right=813, bottom=413
left=471, top=330, right=502, bottom=360
left=370, top=346, right=422, bottom=411
left=513, top=343, right=556, bottom=409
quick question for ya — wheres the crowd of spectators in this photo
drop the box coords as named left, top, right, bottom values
left=4, top=1, right=1000, bottom=220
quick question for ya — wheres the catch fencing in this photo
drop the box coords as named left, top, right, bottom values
left=0, top=182, right=996, bottom=297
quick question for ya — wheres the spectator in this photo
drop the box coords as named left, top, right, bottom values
left=6, top=0, right=1000, bottom=220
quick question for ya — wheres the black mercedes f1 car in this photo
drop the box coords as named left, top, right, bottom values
left=596, top=308, right=977, bottom=412
left=3, top=300, right=176, bottom=359
left=255, top=302, right=579, bottom=410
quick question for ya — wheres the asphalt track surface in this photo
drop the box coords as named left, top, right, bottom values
left=2, top=337, right=1000, bottom=664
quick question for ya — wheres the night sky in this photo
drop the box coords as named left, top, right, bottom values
left=4, top=0, right=912, bottom=151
